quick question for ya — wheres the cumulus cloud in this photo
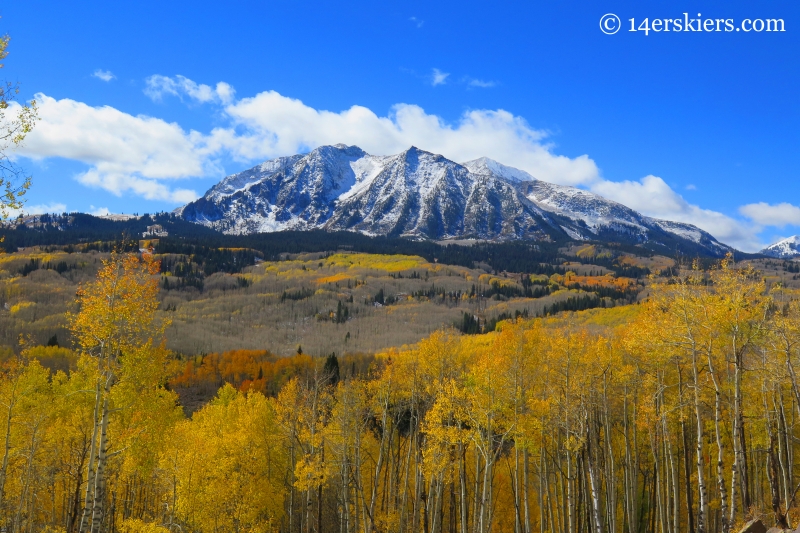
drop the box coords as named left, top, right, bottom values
left=10, top=82, right=599, bottom=205
left=89, top=206, right=111, bottom=216
left=739, top=202, right=800, bottom=228
left=430, top=68, right=449, bottom=86
left=220, top=90, right=600, bottom=186
left=13, top=93, right=204, bottom=202
left=5, top=202, right=67, bottom=218
left=78, top=169, right=198, bottom=203
left=144, top=75, right=235, bottom=104
left=589, top=176, right=763, bottom=252
left=92, top=69, right=115, bottom=82
left=9, top=74, right=787, bottom=251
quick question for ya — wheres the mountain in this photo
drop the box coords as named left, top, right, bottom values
left=760, top=236, right=800, bottom=259
left=179, top=144, right=731, bottom=256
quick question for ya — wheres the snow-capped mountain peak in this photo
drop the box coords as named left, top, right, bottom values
left=462, top=157, right=536, bottom=182
left=179, top=144, right=731, bottom=256
left=761, top=235, right=800, bottom=259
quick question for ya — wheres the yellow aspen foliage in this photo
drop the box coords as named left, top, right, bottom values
left=10, top=252, right=800, bottom=533
left=168, top=384, right=286, bottom=533
left=118, top=519, right=170, bottom=533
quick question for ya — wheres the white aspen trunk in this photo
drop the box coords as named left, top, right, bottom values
left=343, top=455, right=351, bottom=533
left=623, top=390, right=636, bottom=533
left=0, top=391, right=15, bottom=512
left=659, top=384, right=678, bottom=533
left=566, top=451, right=575, bottom=533
left=586, top=447, right=604, bottom=533
left=603, top=379, right=617, bottom=533
left=78, top=383, right=101, bottom=533
left=523, top=447, right=531, bottom=533
left=764, top=384, right=790, bottom=530
left=782, top=398, right=793, bottom=514
left=412, top=443, right=422, bottom=533
left=558, top=451, right=567, bottom=533
left=472, top=448, right=480, bottom=533
left=775, top=396, right=792, bottom=513
left=785, top=356, right=800, bottom=420
left=486, top=450, right=497, bottom=533
left=90, top=396, right=110, bottom=533
left=513, top=446, right=522, bottom=533
left=12, top=424, right=39, bottom=533
left=677, top=365, right=696, bottom=533
left=692, top=349, right=709, bottom=533
left=289, top=442, right=295, bottom=533
left=459, top=442, right=468, bottom=533
left=536, top=448, right=544, bottom=533
left=545, top=453, right=556, bottom=533
left=730, top=350, right=742, bottom=527
left=368, top=422, right=387, bottom=532
left=433, top=474, right=441, bottom=533
left=400, top=422, right=414, bottom=531
left=436, top=472, right=446, bottom=533
left=668, top=437, right=680, bottom=533
left=478, top=450, right=492, bottom=533
left=708, top=353, right=730, bottom=533
left=651, top=431, right=666, bottom=533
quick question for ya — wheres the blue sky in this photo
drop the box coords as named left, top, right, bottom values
left=1, top=0, right=798, bottom=251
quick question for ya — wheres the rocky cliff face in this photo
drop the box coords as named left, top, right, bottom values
left=179, top=144, right=731, bottom=256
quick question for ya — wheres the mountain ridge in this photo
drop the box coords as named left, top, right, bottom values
left=760, top=235, right=800, bottom=259
left=179, top=144, right=731, bottom=257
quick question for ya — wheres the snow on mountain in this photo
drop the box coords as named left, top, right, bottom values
left=760, top=236, right=800, bottom=259
left=180, top=145, right=731, bottom=255
left=462, top=156, right=728, bottom=254
left=205, top=154, right=305, bottom=202
left=462, top=157, right=535, bottom=182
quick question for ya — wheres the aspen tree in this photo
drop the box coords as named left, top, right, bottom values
left=69, top=251, right=165, bottom=533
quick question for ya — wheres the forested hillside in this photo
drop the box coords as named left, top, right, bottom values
left=0, top=243, right=660, bottom=356
left=1, top=248, right=800, bottom=533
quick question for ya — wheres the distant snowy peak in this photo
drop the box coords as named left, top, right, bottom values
left=180, top=145, right=732, bottom=256
left=479, top=161, right=727, bottom=253
left=462, top=157, right=536, bottom=182
left=761, top=235, right=800, bottom=259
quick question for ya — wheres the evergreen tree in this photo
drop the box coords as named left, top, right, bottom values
left=322, top=352, right=340, bottom=386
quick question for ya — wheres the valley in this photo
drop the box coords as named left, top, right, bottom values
left=0, top=239, right=662, bottom=358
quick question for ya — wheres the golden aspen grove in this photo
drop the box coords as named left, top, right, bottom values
left=3, top=250, right=800, bottom=533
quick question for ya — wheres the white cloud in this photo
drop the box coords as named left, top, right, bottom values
left=589, top=175, right=762, bottom=251
left=8, top=75, right=783, bottom=252
left=685, top=184, right=696, bottom=190
left=220, top=90, right=600, bottom=186
left=10, top=83, right=599, bottom=204
left=12, top=93, right=204, bottom=202
left=89, top=206, right=111, bottom=216
left=5, top=202, right=67, bottom=219
left=431, top=68, right=449, bottom=86
left=78, top=169, right=198, bottom=203
left=739, top=202, right=800, bottom=228
left=144, top=75, right=235, bottom=104
left=467, top=78, right=497, bottom=88
left=92, top=69, right=115, bottom=82
left=409, top=16, right=424, bottom=28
